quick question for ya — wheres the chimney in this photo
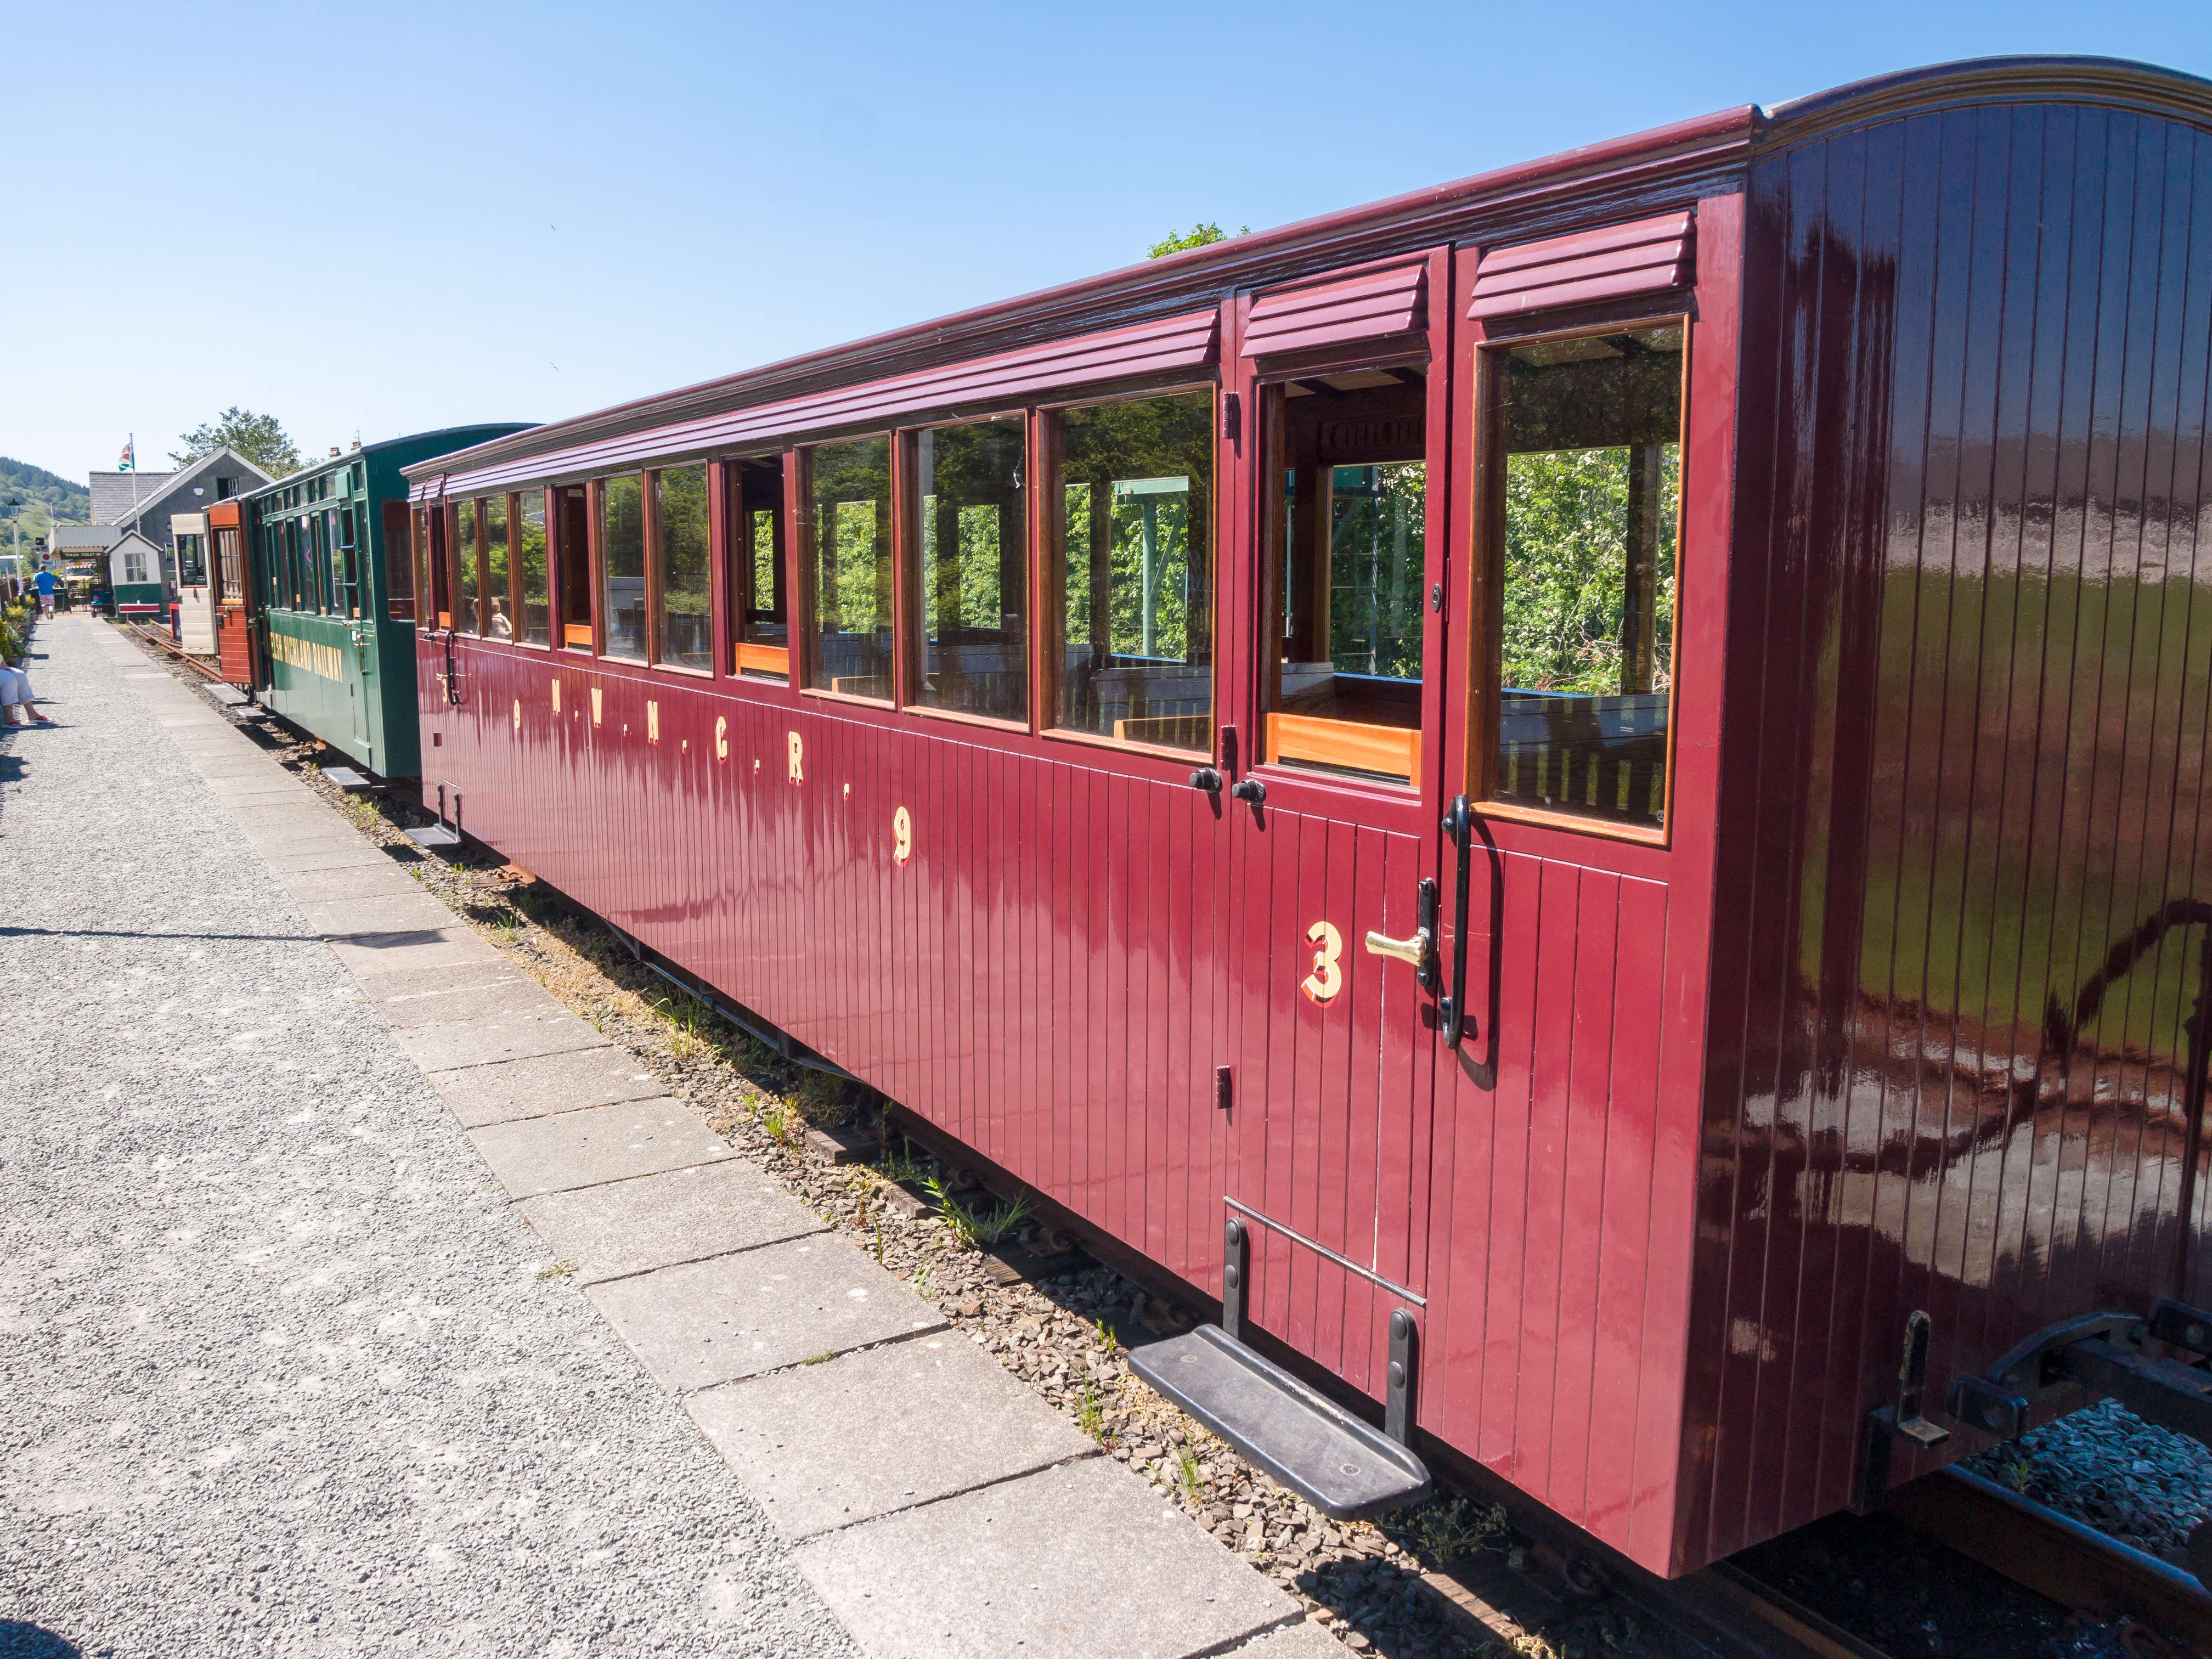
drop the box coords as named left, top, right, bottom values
left=349, top=440, right=362, bottom=452
left=328, top=446, right=341, bottom=459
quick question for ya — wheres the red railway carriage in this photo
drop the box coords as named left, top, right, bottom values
left=400, top=57, right=2212, bottom=1576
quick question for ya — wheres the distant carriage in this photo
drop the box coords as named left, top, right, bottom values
left=385, top=58, right=2212, bottom=1576
left=239, top=427, right=528, bottom=777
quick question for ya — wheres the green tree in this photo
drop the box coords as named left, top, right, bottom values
left=171, top=408, right=303, bottom=477
left=1147, top=222, right=1248, bottom=258
left=1499, top=446, right=1678, bottom=694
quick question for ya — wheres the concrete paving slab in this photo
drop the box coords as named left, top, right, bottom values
left=685, top=1331, right=1091, bottom=1539
left=1226, top=1620, right=1346, bottom=1656
left=791, top=1457, right=1299, bottom=1659
left=396, top=1005, right=603, bottom=1071
left=351, top=956, right=534, bottom=1005
left=588, top=1233, right=941, bottom=1392
left=298, top=894, right=464, bottom=937
left=428, top=1044, right=669, bottom=1127
left=363, top=971, right=551, bottom=1030
left=259, top=845, right=392, bottom=874
left=236, top=821, right=356, bottom=848
left=243, top=831, right=366, bottom=860
left=518, top=1160, right=825, bottom=1285
left=274, top=860, right=429, bottom=905
left=325, top=926, right=501, bottom=974
left=466, top=1096, right=731, bottom=1199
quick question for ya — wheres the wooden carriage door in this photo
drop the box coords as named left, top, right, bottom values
left=1224, top=251, right=1451, bottom=1409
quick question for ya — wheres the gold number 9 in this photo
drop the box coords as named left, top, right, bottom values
left=893, top=805, right=913, bottom=866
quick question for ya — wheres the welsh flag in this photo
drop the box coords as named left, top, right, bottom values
left=117, top=439, right=134, bottom=472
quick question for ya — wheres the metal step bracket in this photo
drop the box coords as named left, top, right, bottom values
left=405, top=779, right=463, bottom=849
left=1855, top=1310, right=1950, bottom=1513
left=1129, top=1217, right=1432, bottom=1521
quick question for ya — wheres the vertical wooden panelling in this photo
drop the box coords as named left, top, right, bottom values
left=1687, top=101, right=2212, bottom=1566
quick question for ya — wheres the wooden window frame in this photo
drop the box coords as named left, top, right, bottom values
left=1249, top=352, right=1434, bottom=793
left=596, top=473, right=649, bottom=664
left=794, top=434, right=898, bottom=709
left=1035, top=381, right=1223, bottom=763
left=506, top=488, right=550, bottom=651
left=1465, top=308, right=1690, bottom=848
left=896, top=411, right=1034, bottom=735
left=646, top=464, right=713, bottom=679
left=717, top=449, right=792, bottom=682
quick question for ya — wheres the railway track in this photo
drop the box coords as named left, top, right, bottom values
left=123, top=621, right=229, bottom=684
left=1413, top=1463, right=2212, bottom=1658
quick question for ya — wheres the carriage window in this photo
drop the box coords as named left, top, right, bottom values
left=804, top=437, right=893, bottom=699
left=1049, top=390, right=1215, bottom=751
left=601, top=475, right=647, bottom=660
left=219, top=527, right=245, bottom=603
left=337, top=507, right=359, bottom=617
left=728, top=456, right=787, bottom=679
left=384, top=501, right=415, bottom=621
left=653, top=465, right=712, bottom=671
left=910, top=415, right=1027, bottom=724
left=420, top=507, right=448, bottom=628
left=483, top=495, right=510, bottom=638
left=454, top=498, right=481, bottom=635
left=557, top=486, right=591, bottom=648
left=1483, top=321, right=1683, bottom=832
left=1265, top=370, right=1426, bottom=783
left=516, top=489, right=549, bottom=644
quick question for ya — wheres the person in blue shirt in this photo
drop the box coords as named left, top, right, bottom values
left=33, top=567, right=57, bottom=618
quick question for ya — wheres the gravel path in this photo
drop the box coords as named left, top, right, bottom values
left=0, top=619, right=855, bottom=1657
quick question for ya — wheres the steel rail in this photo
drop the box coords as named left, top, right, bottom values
left=125, top=622, right=228, bottom=685
left=1884, top=1465, right=2212, bottom=1651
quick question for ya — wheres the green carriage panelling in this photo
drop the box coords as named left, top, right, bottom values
left=240, top=424, right=531, bottom=779
left=264, top=610, right=413, bottom=774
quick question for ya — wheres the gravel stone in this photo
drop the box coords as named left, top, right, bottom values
left=0, top=620, right=856, bottom=1657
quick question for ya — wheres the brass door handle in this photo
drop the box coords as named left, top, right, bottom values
left=1364, top=927, right=1431, bottom=969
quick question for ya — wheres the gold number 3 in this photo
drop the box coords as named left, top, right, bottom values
left=1300, top=921, right=1343, bottom=1003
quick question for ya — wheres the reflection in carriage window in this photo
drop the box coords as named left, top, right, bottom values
left=516, top=490, right=549, bottom=644
left=728, top=456, right=787, bottom=679
left=654, top=466, right=712, bottom=670
left=600, top=475, right=647, bottom=661
left=454, top=498, right=480, bottom=635
left=1050, top=391, right=1214, bottom=751
left=1266, top=368, right=1426, bottom=783
left=483, top=495, right=510, bottom=637
left=805, top=437, right=893, bottom=699
left=913, top=416, right=1026, bottom=724
left=1487, top=323, right=1683, bottom=831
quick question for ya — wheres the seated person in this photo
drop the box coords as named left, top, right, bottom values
left=0, top=658, right=50, bottom=725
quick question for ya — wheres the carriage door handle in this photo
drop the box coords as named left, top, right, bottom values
left=1440, top=795, right=1472, bottom=1048
left=1364, top=877, right=1438, bottom=991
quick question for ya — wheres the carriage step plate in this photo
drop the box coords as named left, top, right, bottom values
left=1129, top=1325, right=1430, bottom=1520
left=321, top=767, right=371, bottom=790
left=405, top=824, right=461, bottom=849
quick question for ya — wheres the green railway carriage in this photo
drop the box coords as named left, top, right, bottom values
left=245, top=425, right=529, bottom=779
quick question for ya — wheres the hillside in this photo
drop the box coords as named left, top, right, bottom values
left=0, top=457, right=91, bottom=562
left=1, top=458, right=91, bottom=523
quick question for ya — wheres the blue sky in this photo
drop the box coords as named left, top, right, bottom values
left=8, top=1, right=2210, bottom=485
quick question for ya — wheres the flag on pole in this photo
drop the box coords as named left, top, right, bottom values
left=117, top=438, right=134, bottom=472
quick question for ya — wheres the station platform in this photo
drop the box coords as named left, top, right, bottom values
left=0, top=617, right=1330, bottom=1659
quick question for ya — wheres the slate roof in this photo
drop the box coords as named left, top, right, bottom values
left=88, top=448, right=275, bottom=533
left=90, top=471, right=177, bottom=525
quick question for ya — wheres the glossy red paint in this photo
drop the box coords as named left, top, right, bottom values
left=402, top=60, right=2212, bottom=1578
left=1681, top=87, right=2212, bottom=1569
